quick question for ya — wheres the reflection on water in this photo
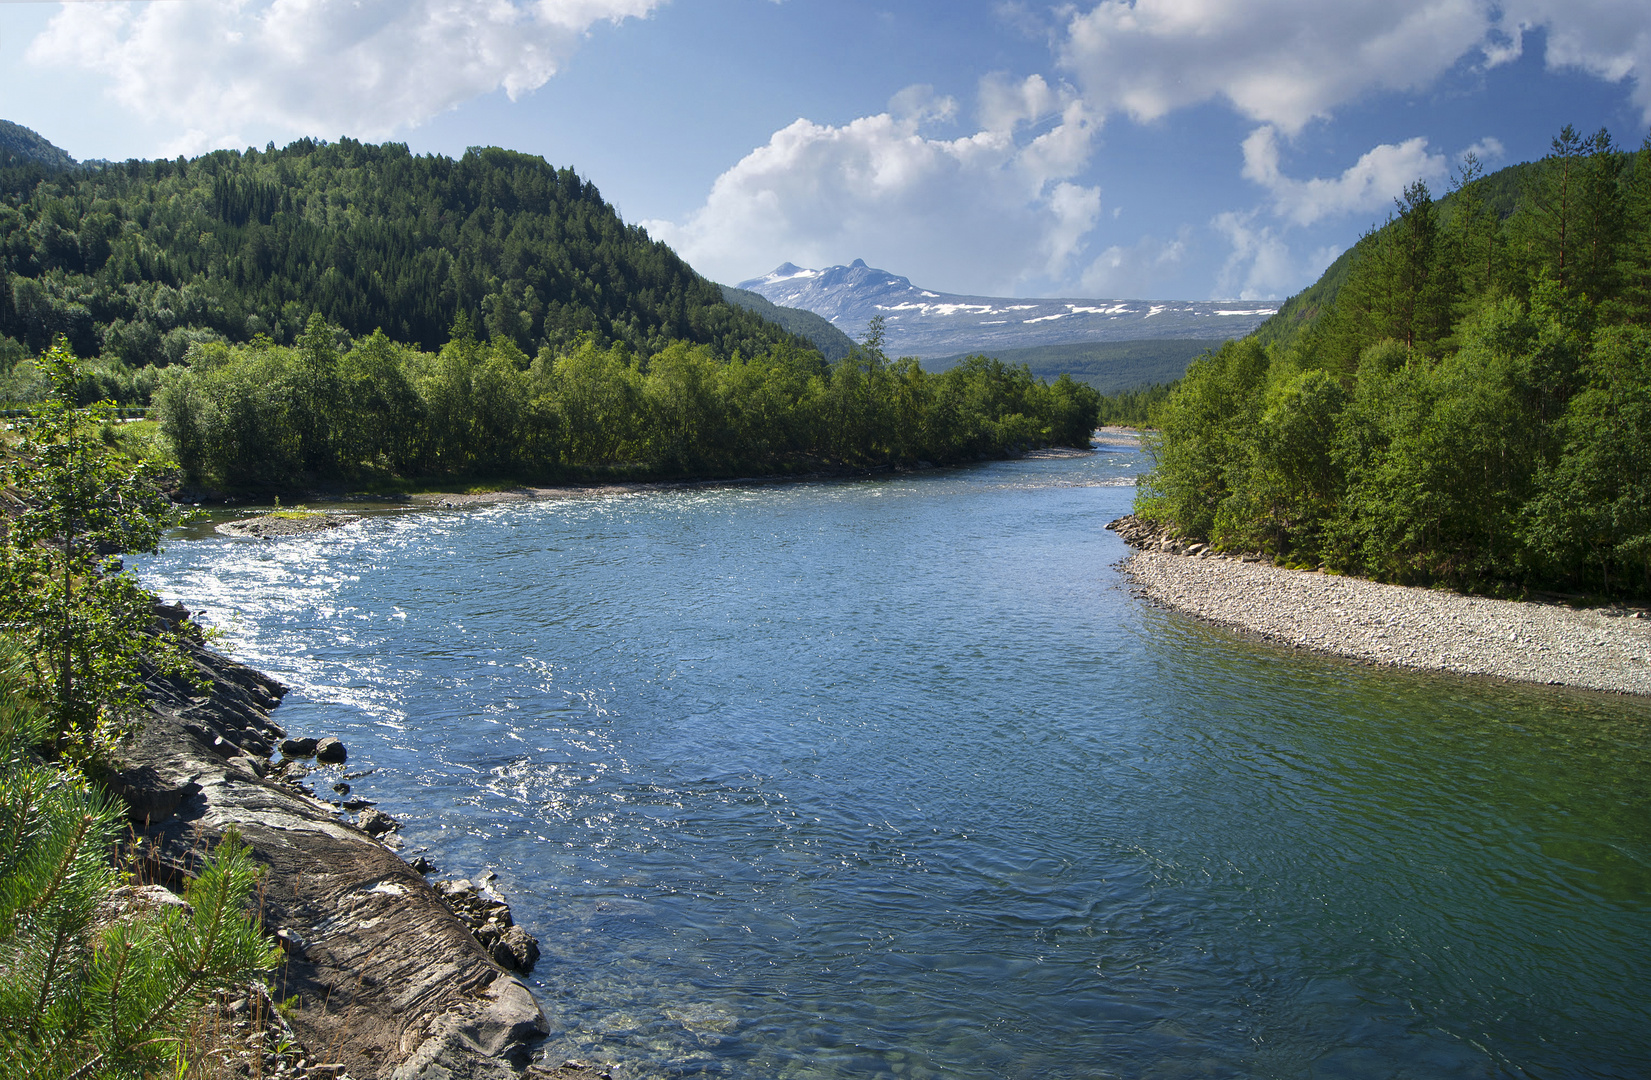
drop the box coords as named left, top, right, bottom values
left=134, top=452, right=1651, bottom=1080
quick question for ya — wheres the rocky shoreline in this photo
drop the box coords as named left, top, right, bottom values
left=120, top=613, right=609, bottom=1080
left=1109, top=515, right=1651, bottom=697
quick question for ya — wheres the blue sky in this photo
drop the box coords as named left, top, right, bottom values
left=1, top=1, right=1647, bottom=301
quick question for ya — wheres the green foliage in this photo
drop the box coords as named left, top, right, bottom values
left=1140, top=125, right=1651, bottom=598
left=1094, top=381, right=1176, bottom=428
left=0, top=137, right=807, bottom=371
left=154, top=316, right=1102, bottom=487
left=0, top=333, right=275, bottom=1080
left=1524, top=325, right=1651, bottom=593
left=0, top=342, right=192, bottom=766
left=1136, top=339, right=1268, bottom=539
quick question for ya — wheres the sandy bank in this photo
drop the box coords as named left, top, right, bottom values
left=1116, top=525, right=1651, bottom=697
left=1092, top=426, right=1142, bottom=447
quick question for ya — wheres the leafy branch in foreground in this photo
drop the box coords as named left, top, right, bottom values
left=0, top=340, right=195, bottom=766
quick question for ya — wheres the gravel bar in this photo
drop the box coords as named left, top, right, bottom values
left=1124, top=549, right=1651, bottom=696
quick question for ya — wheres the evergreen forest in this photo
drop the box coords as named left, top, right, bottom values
left=1139, top=126, right=1651, bottom=598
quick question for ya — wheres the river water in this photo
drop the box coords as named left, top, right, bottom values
left=132, top=447, right=1651, bottom=1080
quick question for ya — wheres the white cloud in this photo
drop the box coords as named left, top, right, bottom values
left=645, top=77, right=1102, bottom=294
left=978, top=71, right=1065, bottom=133
left=1057, top=0, right=1651, bottom=131
left=1059, top=0, right=1489, bottom=134
left=1211, top=210, right=1342, bottom=300
left=1078, top=228, right=1191, bottom=297
left=1460, top=136, right=1506, bottom=165
left=26, top=0, right=664, bottom=151
left=1212, top=211, right=1285, bottom=300
left=1242, top=125, right=1448, bottom=226
left=888, top=84, right=959, bottom=126
left=1503, top=0, right=1651, bottom=116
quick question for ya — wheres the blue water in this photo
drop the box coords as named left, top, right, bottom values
left=133, top=449, right=1651, bottom=1080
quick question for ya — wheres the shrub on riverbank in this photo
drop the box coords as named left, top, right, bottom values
left=1138, top=127, right=1651, bottom=599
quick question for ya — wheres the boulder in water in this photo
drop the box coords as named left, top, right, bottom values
left=280, top=736, right=319, bottom=758
left=315, top=736, right=347, bottom=764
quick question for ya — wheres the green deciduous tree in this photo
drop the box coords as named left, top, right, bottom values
left=1525, top=326, right=1651, bottom=593
left=0, top=341, right=191, bottom=765
left=1139, top=122, right=1651, bottom=598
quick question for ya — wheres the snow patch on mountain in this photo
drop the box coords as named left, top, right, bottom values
left=736, top=260, right=1278, bottom=357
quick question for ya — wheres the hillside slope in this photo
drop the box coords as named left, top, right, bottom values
left=1142, top=129, right=1651, bottom=598
left=1249, top=158, right=1549, bottom=354
left=0, top=134, right=806, bottom=367
left=929, top=338, right=1214, bottom=394
left=719, top=284, right=856, bottom=360
left=0, top=120, right=75, bottom=171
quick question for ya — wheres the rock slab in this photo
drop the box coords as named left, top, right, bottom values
left=119, top=635, right=550, bottom=1080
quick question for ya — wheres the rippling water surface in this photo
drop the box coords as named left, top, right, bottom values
left=133, top=449, right=1651, bottom=1079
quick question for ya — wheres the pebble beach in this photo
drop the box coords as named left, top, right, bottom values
left=1123, top=547, right=1651, bottom=697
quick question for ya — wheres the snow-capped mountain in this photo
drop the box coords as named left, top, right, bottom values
left=737, top=260, right=1278, bottom=358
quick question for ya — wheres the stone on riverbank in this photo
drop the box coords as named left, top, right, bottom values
left=436, top=877, right=542, bottom=974
left=281, top=736, right=320, bottom=757
left=358, top=807, right=400, bottom=838
left=496, top=927, right=542, bottom=973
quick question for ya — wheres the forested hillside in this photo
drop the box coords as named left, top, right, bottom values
left=1250, top=159, right=1541, bottom=354
left=0, top=120, right=75, bottom=171
left=719, top=284, right=856, bottom=361
left=0, top=136, right=801, bottom=369
left=1140, top=127, right=1651, bottom=598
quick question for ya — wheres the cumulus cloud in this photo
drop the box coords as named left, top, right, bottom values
left=645, top=77, right=1102, bottom=294
left=1059, top=0, right=1489, bottom=133
left=1212, top=211, right=1341, bottom=300
left=1078, top=228, right=1191, bottom=297
left=1462, top=136, right=1507, bottom=163
left=1057, top=0, right=1651, bottom=131
left=1242, top=125, right=1448, bottom=226
left=26, top=0, right=663, bottom=151
left=1507, top=0, right=1651, bottom=115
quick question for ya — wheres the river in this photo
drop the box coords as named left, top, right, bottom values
left=132, top=446, right=1651, bottom=1079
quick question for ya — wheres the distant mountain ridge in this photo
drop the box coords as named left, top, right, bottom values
left=0, top=120, right=76, bottom=170
left=737, top=259, right=1279, bottom=358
